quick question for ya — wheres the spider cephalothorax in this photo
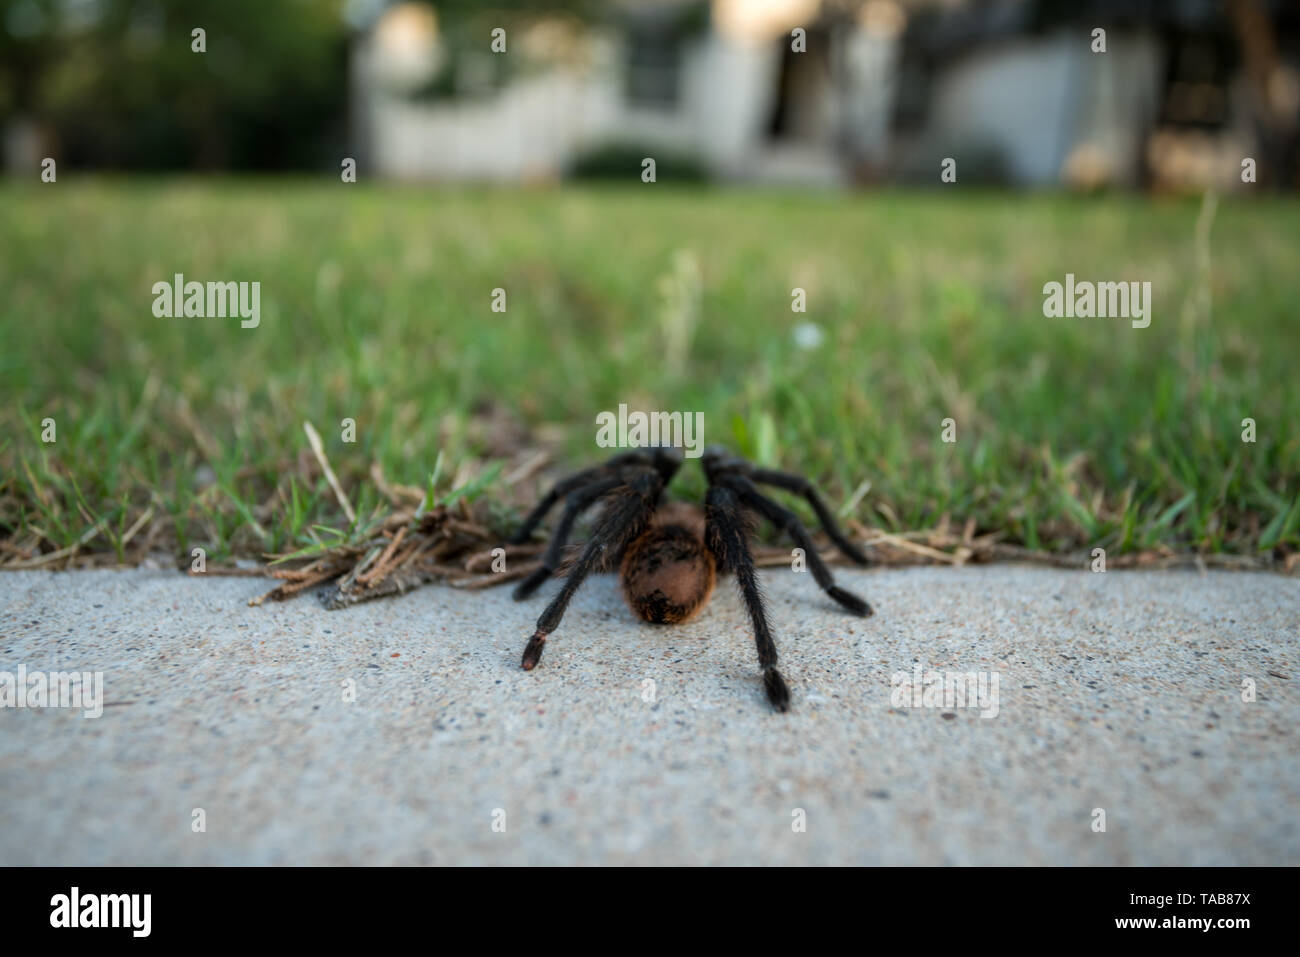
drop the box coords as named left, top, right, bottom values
left=507, top=446, right=871, bottom=711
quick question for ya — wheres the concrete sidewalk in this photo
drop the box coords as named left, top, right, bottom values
left=1, top=565, right=1296, bottom=865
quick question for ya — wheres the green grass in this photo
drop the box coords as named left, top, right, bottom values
left=2, top=178, right=1298, bottom=567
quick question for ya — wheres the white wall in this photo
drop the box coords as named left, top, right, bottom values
left=921, top=31, right=1162, bottom=186
left=353, top=20, right=877, bottom=184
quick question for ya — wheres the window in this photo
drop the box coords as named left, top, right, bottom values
left=626, top=26, right=682, bottom=109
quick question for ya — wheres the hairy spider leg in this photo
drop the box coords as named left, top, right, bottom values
left=508, top=450, right=669, bottom=545
left=720, top=472, right=871, bottom=617
left=508, top=466, right=611, bottom=545
left=704, top=483, right=791, bottom=712
left=512, top=475, right=623, bottom=600
left=520, top=468, right=664, bottom=671
left=748, top=467, right=870, bottom=566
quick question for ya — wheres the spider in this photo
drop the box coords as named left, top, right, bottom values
left=507, top=445, right=872, bottom=711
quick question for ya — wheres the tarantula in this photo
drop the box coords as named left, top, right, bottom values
left=507, top=446, right=872, bottom=711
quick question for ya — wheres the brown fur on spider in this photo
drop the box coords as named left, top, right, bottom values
left=508, top=446, right=872, bottom=712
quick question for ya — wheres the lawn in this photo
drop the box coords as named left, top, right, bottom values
left=2, top=179, right=1298, bottom=569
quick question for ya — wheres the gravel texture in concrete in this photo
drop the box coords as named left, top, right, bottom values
left=0, top=565, right=1296, bottom=865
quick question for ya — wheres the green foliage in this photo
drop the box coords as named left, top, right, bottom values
left=1, top=0, right=348, bottom=168
left=1, top=180, right=1297, bottom=563
left=568, top=142, right=709, bottom=182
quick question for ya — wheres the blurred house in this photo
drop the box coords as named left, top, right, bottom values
left=893, top=0, right=1299, bottom=190
left=350, top=0, right=1299, bottom=189
left=349, top=0, right=904, bottom=185
left=892, top=2, right=1164, bottom=187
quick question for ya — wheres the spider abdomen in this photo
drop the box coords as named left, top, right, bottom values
left=620, top=503, right=716, bottom=625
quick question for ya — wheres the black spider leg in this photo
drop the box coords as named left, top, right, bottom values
left=718, top=473, right=872, bottom=617
left=512, top=475, right=622, bottom=600
left=509, top=463, right=614, bottom=544
left=507, top=450, right=666, bottom=545
left=704, top=483, right=791, bottom=712
left=520, top=467, right=664, bottom=672
left=746, top=468, right=869, bottom=565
